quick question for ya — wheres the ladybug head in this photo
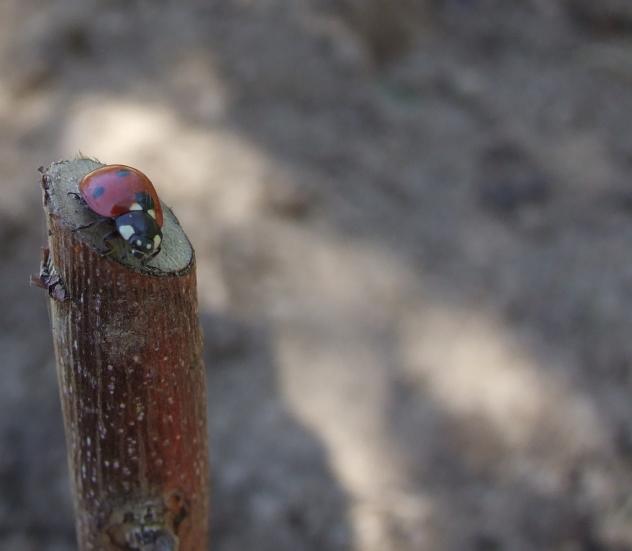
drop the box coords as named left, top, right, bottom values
left=115, top=211, right=162, bottom=260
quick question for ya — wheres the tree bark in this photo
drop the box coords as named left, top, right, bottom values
left=35, top=159, right=209, bottom=550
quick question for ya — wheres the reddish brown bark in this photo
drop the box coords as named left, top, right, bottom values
left=36, top=159, right=209, bottom=550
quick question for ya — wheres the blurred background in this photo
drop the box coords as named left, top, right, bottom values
left=2, top=0, right=632, bottom=549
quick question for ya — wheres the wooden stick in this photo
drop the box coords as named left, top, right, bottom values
left=35, top=159, right=209, bottom=550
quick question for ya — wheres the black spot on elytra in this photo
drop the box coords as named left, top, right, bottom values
left=117, top=169, right=131, bottom=178
left=135, top=191, right=154, bottom=210
left=92, top=186, right=105, bottom=199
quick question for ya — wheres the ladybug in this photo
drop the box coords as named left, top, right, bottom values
left=77, top=165, right=163, bottom=260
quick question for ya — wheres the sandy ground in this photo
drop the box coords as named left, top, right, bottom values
left=1, top=1, right=632, bottom=549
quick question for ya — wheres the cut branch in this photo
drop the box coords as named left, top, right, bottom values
left=36, top=159, right=209, bottom=550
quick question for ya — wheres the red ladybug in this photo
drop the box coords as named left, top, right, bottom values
left=78, top=165, right=163, bottom=260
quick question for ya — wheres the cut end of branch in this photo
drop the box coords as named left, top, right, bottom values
left=42, top=158, right=194, bottom=277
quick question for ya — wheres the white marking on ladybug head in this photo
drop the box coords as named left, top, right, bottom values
left=146, top=243, right=152, bottom=250
left=129, top=202, right=143, bottom=211
left=135, top=239, right=142, bottom=247
left=148, top=209, right=156, bottom=219
left=153, top=234, right=162, bottom=249
left=118, top=225, right=134, bottom=240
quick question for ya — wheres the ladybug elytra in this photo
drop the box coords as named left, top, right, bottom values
left=78, top=165, right=163, bottom=260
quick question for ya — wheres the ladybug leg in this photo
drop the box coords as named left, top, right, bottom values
left=71, top=216, right=113, bottom=233
left=98, top=230, right=119, bottom=256
left=71, top=219, right=101, bottom=232
left=67, top=191, right=85, bottom=203
left=68, top=192, right=100, bottom=232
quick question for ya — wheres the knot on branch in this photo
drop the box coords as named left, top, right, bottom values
left=104, top=490, right=189, bottom=551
